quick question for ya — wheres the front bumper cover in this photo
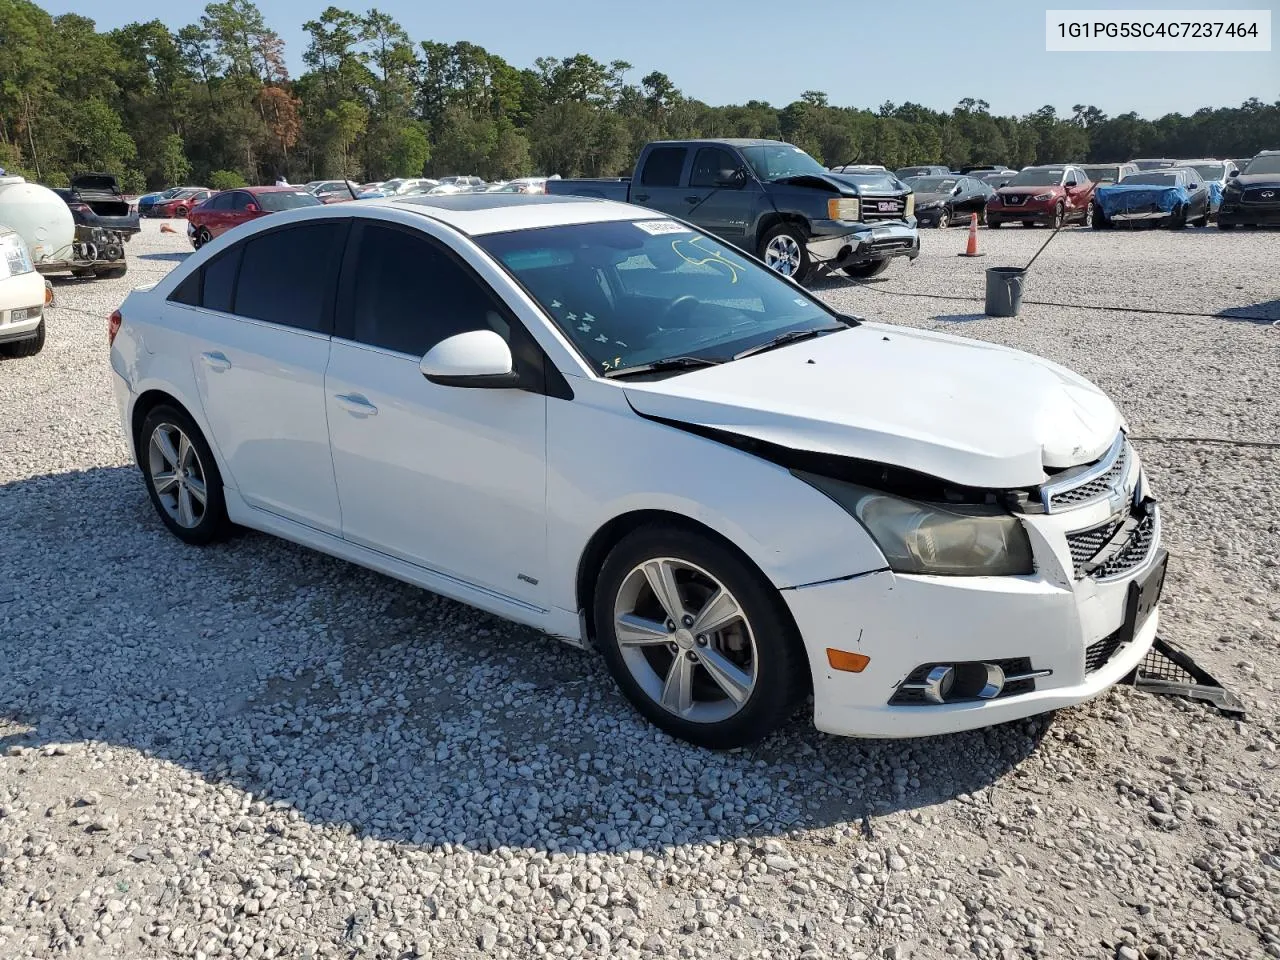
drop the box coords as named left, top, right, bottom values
left=806, top=219, right=920, bottom=269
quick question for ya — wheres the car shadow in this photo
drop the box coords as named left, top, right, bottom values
left=0, top=465, right=1056, bottom=855
left=933, top=313, right=989, bottom=324
left=137, top=252, right=191, bottom=263
left=1217, top=298, right=1280, bottom=325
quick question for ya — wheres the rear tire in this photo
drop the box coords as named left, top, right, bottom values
left=841, top=259, right=891, bottom=279
left=94, top=264, right=127, bottom=280
left=1051, top=202, right=1065, bottom=228
left=988, top=219, right=1001, bottom=228
left=1, top=319, right=45, bottom=358
left=593, top=525, right=807, bottom=749
left=193, top=226, right=212, bottom=250
left=138, top=405, right=230, bottom=546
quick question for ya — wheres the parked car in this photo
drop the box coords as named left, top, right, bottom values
left=830, top=164, right=887, bottom=174
left=959, top=165, right=1016, bottom=175
left=986, top=165, right=1096, bottom=228
left=1174, top=159, right=1237, bottom=214
left=186, top=186, right=323, bottom=249
left=51, top=173, right=138, bottom=278
left=0, top=226, right=48, bottom=357
left=895, top=165, right=952, bottom=179
left=1129, top=158, right=1177, bottom=171
left=902, top=175, right=994, bottom=227
left=138, top=187, right=183, bottom=217
left=487, top=177, right=548, bottom=194
left=974, top=170, right=1017, bottom=188
left=108, top=193, right=1166, bottom=748
left=1217, top=150, right=1280, bottom=229
left=438, top=176, right=486, bottom=189
left=547, top=138, right=919, bottom=283
left=151, top=188, right=213, bottom=218
left=306, top=180, right=360, bottom=204
left=1079, top=163, right=1139, bottom=185
left=1093, top=168, right=1210, bottom=229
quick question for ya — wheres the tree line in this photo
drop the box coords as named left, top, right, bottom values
left=1, top=0, right=1277, bottom=193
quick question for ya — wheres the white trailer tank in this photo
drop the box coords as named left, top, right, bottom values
left=0, top=175, right=75, bottom=268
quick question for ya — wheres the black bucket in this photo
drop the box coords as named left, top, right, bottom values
left=985, top=266, right=1026, bottom=317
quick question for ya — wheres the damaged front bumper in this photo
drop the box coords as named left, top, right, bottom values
left=806, top=219, right=920, bottom=270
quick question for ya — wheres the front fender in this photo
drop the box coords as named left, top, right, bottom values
left=546, top=380, right=887, bottom=614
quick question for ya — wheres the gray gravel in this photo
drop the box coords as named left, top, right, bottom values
left=1, top=219, right=1278, bottom=960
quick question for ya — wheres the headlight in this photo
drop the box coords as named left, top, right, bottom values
left=1033, top=193, right=1053, bottom=201
left=0, top=232, right=34, bottom=278
left=796, top=472, right=1035, bottom=576
left=904, top=194, right=914, bottom=217
left=827, top=198, right=861, bottom=221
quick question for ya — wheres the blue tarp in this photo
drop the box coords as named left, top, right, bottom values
left=1095, top=183, right=1189, bottom=218
left=1207, top=181, right=1224, bottom=207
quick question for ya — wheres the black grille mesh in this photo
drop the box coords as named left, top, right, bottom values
left=1066, top=512, right=1156, bottom=580
left=1085, top=630, right=1125, bottom=673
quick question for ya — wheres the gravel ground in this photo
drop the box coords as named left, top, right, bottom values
left=1, top=219, right=1278, bottom=960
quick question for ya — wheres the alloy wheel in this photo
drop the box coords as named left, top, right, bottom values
left=612, top=558, right=758, bottom=724
left=147, top=422, right=208, bottom=529
left=763, top=234, right=802, bottom=276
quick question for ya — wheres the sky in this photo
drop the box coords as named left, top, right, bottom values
left=44, top=0, right=1279, bottom=119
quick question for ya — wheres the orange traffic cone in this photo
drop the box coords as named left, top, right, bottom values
left=159, top=222, right=176, bottom=234
left=957, top=212, right=984, bottom=257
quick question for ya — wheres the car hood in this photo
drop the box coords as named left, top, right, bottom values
left=996, top=186, right=1062, bottom=198
left=620, top=323, right=1122, bottom=489
left=773, top=172, right=904, bottom=196
left=1233, top=172, right=1280, bottom=187
left=913, top=190, right=953, bottom=205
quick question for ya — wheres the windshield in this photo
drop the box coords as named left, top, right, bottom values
left=1120, top=173, right=1180, bottom=186
left=1005, top=168, right=1065, bottom=187
left=1187, top=163, right=1224, bottom=181
left=257, top=191, right=324, bottom=212
left=478, top=219, right=845, bottom=376
left=1081, top=165, right=1120, bottom=182
left=906, top=177, right=959, bottom=193
left=1243, top=155, right=1280, bottom=175
left=740, top=144, right=830, bottom=181
left=1132, top=159, right=1174, bottom=170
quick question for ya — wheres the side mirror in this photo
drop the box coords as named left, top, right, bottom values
left=245, top=202, right=260, bottom=213
left=714, top=168, right=745, bottom=188
left=1227, top=169, right=1239, bottom=178
left=952, top=185, right=963, bottom=195
left=1064, top=179, right=1079, bottom=188
left=420, top=329, right=519, bottom=388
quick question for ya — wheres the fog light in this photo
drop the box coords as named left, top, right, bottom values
left=921, top=662, right=1005, bottom=704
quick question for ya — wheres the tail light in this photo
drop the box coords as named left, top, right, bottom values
left=108, top=309, right=122, bottom=346
left=70, top=202, right=92, bottom=213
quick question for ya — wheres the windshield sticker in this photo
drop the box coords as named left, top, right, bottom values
left=634, top=219, right=692, bottom=236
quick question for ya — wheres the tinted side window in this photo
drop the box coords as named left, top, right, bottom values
left=231, top=192, right=252, bottom=211
left=640, top=147, right=687, bottom=187
left=169, top=270, right=201, bottom=306
left=211, top=193, right=234, bottom=210
left=690, top=147, right=740, bottom=188
left=202, top=248, right=240, bottom=313
left=349, top=224, right=507, bottom=357
left=234, top=223, right=346, bottom=333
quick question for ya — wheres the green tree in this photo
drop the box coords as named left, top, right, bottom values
left=159, top=133, right=191, bottom=185
left=209, top=168, right=247, bottom=188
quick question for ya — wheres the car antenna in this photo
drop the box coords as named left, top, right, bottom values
left=346, top=177, right=359, bottom=201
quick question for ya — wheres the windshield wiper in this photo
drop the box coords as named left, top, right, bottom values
left=732, top=325, right=848, bottom=361
left=604, top=356, right=723, bottom=379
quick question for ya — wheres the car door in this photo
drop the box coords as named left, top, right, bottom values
left=324, top=218, right=548, bottom=605
left=952, top=178, right=980, bottom=217
left=630, top=146, right=690, bottom=217
left=201, top=192, right=232, bottom=235
left=185, top=219, right=350, bottom=534
left=685, top=145, right=753, bottom=246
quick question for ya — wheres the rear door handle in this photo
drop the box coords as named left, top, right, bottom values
left=335, top=393, right=378, bottom=417
left=685, top=196, right=702, bottom=204
left=201, top=351, right=231, bottom=372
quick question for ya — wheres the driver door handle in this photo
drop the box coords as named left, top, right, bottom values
left=685, top=196, right=702, bottom=204
left=335, top=393, right=378, bottom=417
left=200, top=351, right=231, bottom=372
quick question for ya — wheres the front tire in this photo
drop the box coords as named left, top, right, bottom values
left=841, top=259, right=891, bottom=279
left=758, top=223, right=812, bottom=284
left=139, top=405, right=230, bottom=546
left=94, top=263, right=127, bottom=280
left=193, top=226, right=212, bottom=250
left=1, top=319, right=45, bottom=358
left=1051, top=202, right=1065, bottom=228
left=593, top=525, right=807, bottom=749
left=934, top=206, right=951, bottom=228
left=174, top=206, right=188, bottom=218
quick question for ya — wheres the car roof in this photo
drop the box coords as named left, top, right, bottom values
left=386, top=193, right=653, bottom=236
left=241, top=185, right=315, bottom=195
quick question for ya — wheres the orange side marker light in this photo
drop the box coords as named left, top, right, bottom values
left=827, top=649, right=871, bottom=673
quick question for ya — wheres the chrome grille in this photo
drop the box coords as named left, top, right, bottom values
left=1048, top=440, right=1130, bottom=511
left=1065, top=510, right=1157, bottom=580
left=861, top=196, right=907, bottom=221
left=1002, top=194, right=1027, bottom=206
left=1242, top=187, right=1279, bottom=204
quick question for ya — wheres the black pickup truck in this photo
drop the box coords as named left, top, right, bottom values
left=545, top=139, right=919, bottom=283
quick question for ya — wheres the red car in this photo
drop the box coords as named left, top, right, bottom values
left=187, top=186, right=323, bottom=249
left=151, top=188, right=213, bottom=218
left=986, top=164, right=1096, bottom=228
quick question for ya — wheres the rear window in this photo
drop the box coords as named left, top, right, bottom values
left=233, top=222, right=346, bottom=333
left=168, top=270, right=201, bottom=307
left=202, top=249, right=240, bottom=313
left=640, top=147, right=687, bottom=187
left=258, top=191, right=323, bottom=212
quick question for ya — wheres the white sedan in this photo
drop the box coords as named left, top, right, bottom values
left=108, top=194, right=1166, bottom=748
left=0, top=227, right=48, bottom=358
